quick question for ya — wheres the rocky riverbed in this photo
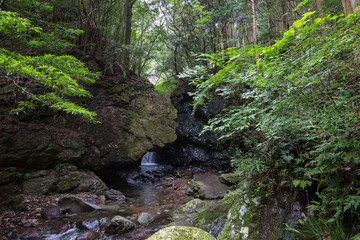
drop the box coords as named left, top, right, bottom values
left=0, top=167, right=195, bottom=240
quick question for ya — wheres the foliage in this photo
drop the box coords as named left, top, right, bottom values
left=0, top=9, right=99, bottom=122
left=186, top=8, right=360, bottom=238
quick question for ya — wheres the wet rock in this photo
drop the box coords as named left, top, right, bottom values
left=157, top=85, right=230, bottom=170
left=104, top=189, right=126, bottom=202
left=171, top=199, right=209, bottom=226
left=22, top=170, right=108, bottom=195
left=23, top=219, right=39, bottom=228
left=137, top=212, right=154, bottom=226
left=104, top=216, right=134, bottom=234
left=58, top=197, right=95, bottom=213
left=40, top=205, right=62, bottom=220
left=78, top=219, right=101, bottom=231
left=189, top=173, right=230, bottom=199
left=58, top=197, right=120, bottom=213
left=76, top=231, right=101, bottom=240
left=147, top=226, right=216, bottom=240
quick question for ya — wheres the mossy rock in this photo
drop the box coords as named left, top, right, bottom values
left=192, top=189, right=243, bottom=235
left=218, top=172, right=243, bottom=186
left=146, top=226, right=216, bottom=240
left=171, top=199, right=209, bottom=226
left=22, top=170, right=108, bottom=195
left=189, top=173, right=230, bottom=200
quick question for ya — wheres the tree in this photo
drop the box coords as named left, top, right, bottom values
left=0, top=5, right=99, bottom=122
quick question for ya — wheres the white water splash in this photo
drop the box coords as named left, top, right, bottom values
left=141, top=152, right=158, bottom=166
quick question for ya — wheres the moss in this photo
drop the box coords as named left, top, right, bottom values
left=105, top=83, right=132, bottom=102
left=146, top=226, right=216, bottom=240
left=219, top=172, right=243, bottom=186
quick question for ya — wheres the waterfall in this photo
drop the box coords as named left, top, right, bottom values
left=141, top=152, right=158, bottom=166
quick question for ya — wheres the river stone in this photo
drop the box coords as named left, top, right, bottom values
left=58, top=197, right=96, bottom=213
left=104, top=216, right=134, bottom=234
left=58, top=197, right=120, bottom=213
left=40, top=204, right=62, bottom=220
left=137, top=212, right=154, bottom=226
left=188, top=173, right=230, bottom=199
left=76, top=231, right=101, bottom=240
left=104, top=189, right=126, bottom=202
left=146, top=226, right=216, bottom=240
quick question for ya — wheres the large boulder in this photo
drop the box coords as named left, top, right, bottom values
left=147, top=226, right=216, bottom=240
left=0, top=73, right=177, bottom=170
left=22, top=169, right=108, bottom=195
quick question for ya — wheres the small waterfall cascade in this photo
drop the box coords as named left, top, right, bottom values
left=141, top=152, right=158, bottom=166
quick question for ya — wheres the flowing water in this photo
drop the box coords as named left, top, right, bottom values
left=13, top=156, right=194, bottom=240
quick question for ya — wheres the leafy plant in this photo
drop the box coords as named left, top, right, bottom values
left=185, top=8, right=360, bottom=236
left=0, top=9, right=99, bottom=122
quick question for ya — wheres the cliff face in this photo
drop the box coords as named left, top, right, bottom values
left=158, top=84, right=230, bottom=170
left=0, top=72, right=177, bottom=170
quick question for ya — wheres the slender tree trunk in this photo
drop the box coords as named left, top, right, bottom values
left=342, top=0, right=354, bottom=16
left=281, top=0, right=289, bottom=29
left=250, top=0, right=258, bottom=60
left=316, top=0, right=323, bottom=16
left=123, top=0, right=136, bottom=75
left=250, top=0, right=257, bottom=46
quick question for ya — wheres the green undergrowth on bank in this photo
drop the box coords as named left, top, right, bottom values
left=182, top=9, right=360, bottom=239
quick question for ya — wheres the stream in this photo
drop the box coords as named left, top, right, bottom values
left=11, top=153, right=195, bottom=240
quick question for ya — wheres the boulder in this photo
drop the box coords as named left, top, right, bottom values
left=104, top=189, right=126, bottom=202
left=40, top=205, right=62, bottom=220
left=147, top=226, right=216, bottom=240
left=188, top=173, right=230, bottom=199
left=58, top=197, right=120, bottom=213
left=104, top=216, right=134, bottom=234
left=137, top=212, right=154, bottom=226
left=22, top=170, right=108, bottom=195
left=0, top=73, right=177, bottom=170
left=58, top=197, right=95, bottom=213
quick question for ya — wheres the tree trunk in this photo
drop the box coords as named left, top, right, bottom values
left=250, top=0, right=257, bottom=46
left=281, top=0, right=289, bottom=29
left=123, top=0, right=136, bottom=75
left=342, top=0, right=354, bottom=16
left=316, top=0, right=323, bottom=16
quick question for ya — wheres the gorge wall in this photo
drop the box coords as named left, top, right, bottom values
left=158, top=84, right=230, bottom=170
